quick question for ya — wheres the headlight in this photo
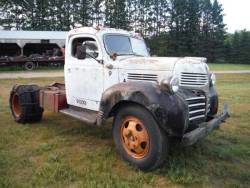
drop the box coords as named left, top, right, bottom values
left=161, top=76, right=179, bottom=94
left=210, top=73, right=216, bottom=86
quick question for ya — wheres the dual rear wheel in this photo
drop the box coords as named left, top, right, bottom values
left=9, top=85, right=43, bottom=123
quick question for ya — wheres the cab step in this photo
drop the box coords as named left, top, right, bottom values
left=60, top=106, right=98, bottom=125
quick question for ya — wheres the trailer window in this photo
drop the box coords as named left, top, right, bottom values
left=71, top=37, right=99, bottom=59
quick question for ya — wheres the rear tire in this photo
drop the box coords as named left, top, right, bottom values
left=9, top=85, right=43, bottom=124
left=113, top=105, right=168, bottom=171
left=24, top=61, right=35, bottom=71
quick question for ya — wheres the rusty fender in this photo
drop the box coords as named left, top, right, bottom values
left=99, top=81, right=189, bottom=137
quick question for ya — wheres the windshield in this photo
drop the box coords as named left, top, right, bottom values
left=104, top=34, right=149, bottom=57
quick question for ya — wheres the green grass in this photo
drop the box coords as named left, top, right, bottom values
left=0, top=75, right=250, bottom=187
left=208, top=63, right=250, bottom=71
left=0, top=66, right=63, bottom=72
left=1, top=63, right=250, bottom=72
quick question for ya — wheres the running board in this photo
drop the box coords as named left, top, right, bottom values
left=60, top=107, right=98, bottom=125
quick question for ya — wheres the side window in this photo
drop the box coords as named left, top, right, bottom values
left=71, top=37, right=99, bottom=59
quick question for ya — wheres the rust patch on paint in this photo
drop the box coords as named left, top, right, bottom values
left=127, top=58, right=159, bottom=64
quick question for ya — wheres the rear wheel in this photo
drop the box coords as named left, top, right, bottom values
left=11, top=93, right=22, bottom=118
left=9, top=85, right=43, bottom=124
left=24, top=61, right=35, bottom=71
left=113, top=105, right=168, bottom=171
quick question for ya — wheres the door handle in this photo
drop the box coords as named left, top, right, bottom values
left=105, top=64, right=113, bottom=69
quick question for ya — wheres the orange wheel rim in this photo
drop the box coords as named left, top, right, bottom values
left=120, top=116, right=150, bottom=159
left=12, top=93, right=21, bottom=118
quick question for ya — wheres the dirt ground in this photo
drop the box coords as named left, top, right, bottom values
left=0, top=71, right=64, bottom=79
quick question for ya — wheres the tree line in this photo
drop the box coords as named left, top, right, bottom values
left=0, top=0, right=249, bottom=64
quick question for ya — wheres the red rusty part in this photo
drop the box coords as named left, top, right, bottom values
left=39, top=83, right=68, bottom=112
left=11, top=93, right=21, bottom=118
left=127, top=58, right=158, bottom=64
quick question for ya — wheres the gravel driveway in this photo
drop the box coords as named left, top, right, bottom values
left=0, top=71, right=64, bottom=79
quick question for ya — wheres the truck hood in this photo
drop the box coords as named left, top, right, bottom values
left=117, top=56, right=208, bottom=72
left=117, top=56, right=181, bottom=71
left=117, top=56, right=209, bottom=92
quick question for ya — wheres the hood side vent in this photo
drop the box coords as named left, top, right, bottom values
left=180, top=72, right=208, bottom=87
left=127, top=73, right=158, bottom=82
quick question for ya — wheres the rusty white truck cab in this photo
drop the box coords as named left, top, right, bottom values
left=64, top=27, right=152, bottom=111
left=10, top=27, right=229, bottom=171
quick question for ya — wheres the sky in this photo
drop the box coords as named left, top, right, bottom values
left=219, top=0, right=250, bottom=33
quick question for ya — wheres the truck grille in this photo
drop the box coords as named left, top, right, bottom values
left=127, top=73, right=158, bottom=82
left=180, top=72, right=208, bottom=87
left=186, top=96, right=206, bottom=122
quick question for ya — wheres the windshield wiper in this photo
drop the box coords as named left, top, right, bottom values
left=110, top=53, right=144, bottom=57
left=133, top=53, right=144, bottom=57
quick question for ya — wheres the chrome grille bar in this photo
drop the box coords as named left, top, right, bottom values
left=188, top=103, right=206, bottom=107
left=186, top=96, right=206, bottom=101
left=189, top=109, right=206, bottom=114
left=189, top=115, right=206, bottom=121
left=186, top=94, right=207, bottom=122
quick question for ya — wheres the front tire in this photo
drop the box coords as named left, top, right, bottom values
left=113, top=105, right=168, bottom=171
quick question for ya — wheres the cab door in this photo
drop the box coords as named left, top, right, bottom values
left=65, top=35, right=104, bottom=111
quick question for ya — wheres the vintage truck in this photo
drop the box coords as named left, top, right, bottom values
left=9, top=27, right=229, bottom=170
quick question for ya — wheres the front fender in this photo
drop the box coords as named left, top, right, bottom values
left=208, top=85, right=219, bottom=117
left=100, top=81, right=189, bottom=136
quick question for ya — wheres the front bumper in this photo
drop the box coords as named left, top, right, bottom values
left=182, top=103, right=230, bottom=146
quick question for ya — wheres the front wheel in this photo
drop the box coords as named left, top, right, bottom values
left=113, top=105, right=168, bottom=171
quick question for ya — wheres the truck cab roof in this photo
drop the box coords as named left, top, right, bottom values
left=68, top=26, right=143, bottom=40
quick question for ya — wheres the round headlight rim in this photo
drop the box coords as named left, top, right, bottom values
left=170, top=76, right=179, bottom=93
left=160, top=78, right=171, bottom=93
left=160, top=76, right=179, bottom=94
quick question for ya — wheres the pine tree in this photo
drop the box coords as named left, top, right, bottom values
left=104, top=0, right=115, bottom=27
left=0, top=1, right=15, bottom=30
left=113, top=0, right=129, bottom=29
left=185, top=0, right=201, bottom=55
left=90, top=0, right=104, bottom=26
left=22, top=0, right=39, bottom=30
left=0, top=0, right=233, bottom=64
left=227, top=30, right=250, bottom=64
left=104, top=0, right=129, bottom=30
left=210, top=0, right=226, bottom=61
left=200, top=0, right=213, bottom=58
left=168, top=0, right=189, bottom=56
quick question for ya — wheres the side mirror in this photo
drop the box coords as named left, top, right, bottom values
left=76, top=45, right=86, bottom=59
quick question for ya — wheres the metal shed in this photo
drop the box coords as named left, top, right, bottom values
left=0, top=31, right=67, bottom=56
